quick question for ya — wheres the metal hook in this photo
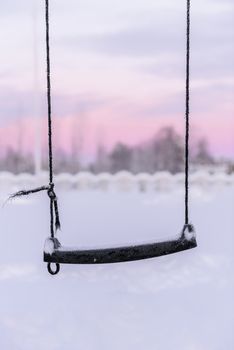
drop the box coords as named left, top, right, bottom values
left=47, top=262, right=60, bottom=275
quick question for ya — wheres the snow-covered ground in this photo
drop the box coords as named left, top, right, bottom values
left=0, top=183, right=233, bottom=350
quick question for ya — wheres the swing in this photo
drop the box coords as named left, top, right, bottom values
left=12, top=0, right=197, bottom=275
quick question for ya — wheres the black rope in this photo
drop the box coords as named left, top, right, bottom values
left=45, top=0, right=53, bottom=185
left=9, top=0, right=60, bottom=238
left=45, top=0, right=59, bottom=237
left=9, top=186, right=49, bottom=199
left=185, top=0, right=190, bottom=226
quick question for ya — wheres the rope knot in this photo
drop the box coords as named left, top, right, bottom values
left=47, top=183, right=56, bottom=200
left=47, top=183, right=61, bottom=233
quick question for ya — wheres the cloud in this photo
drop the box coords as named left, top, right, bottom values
left=140, top=48, right=234, bottom=80
left=56, top=6, right=234, bottom=83
left=57, top=3, right=233, bottom=57
left=0, top=87, right=111, bottom=123
left=59, top=18, right=185, bottom=58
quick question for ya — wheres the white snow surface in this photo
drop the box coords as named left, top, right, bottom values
left=0, top=185, right=233, bottom=350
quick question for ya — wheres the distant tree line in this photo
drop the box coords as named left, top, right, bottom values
left=0, top=148, right=34, bottom=174
left=0, top=126, right=216, bottom=174
left=91, top=127, right=215, bottom=174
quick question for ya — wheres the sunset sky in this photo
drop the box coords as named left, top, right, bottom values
left=0, top=0, right=233, bottom=160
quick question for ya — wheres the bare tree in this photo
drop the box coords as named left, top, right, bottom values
left=109, top=143, right=133, bottom=173
left=149, top=127, right=184, bottom=173
left=94, top=143, right=109, bottom=173
left=194, top=138, right=214, bottom=165
left=70, top=108, right=87, bottom=173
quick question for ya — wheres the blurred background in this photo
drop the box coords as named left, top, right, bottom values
left=0, top=0, right=233, bottom=175
left=0, top=1, right=234, bottom=350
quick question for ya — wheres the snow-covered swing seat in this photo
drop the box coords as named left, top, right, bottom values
left=11, top=0, right=197, bottom=275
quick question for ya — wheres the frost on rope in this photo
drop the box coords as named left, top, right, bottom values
left=44, top=238, right=61, bottom=254
left=184, top=225, right=196, bottom=241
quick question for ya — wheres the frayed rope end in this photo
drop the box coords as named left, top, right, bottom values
left=9, top=186, right=49, bottom=201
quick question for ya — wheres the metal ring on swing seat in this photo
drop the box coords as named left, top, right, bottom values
left=47, top=262, right=60, bottom=275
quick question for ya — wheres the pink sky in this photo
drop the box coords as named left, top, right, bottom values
left=0, top=0, right=233, bottom=160
left=0, top=108, right=233, bottom=160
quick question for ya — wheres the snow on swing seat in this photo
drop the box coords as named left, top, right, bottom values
left=44, top=226, right=197, bottom=265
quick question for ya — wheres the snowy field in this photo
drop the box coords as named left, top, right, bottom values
left=0, top=182, right=234, bottom=350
